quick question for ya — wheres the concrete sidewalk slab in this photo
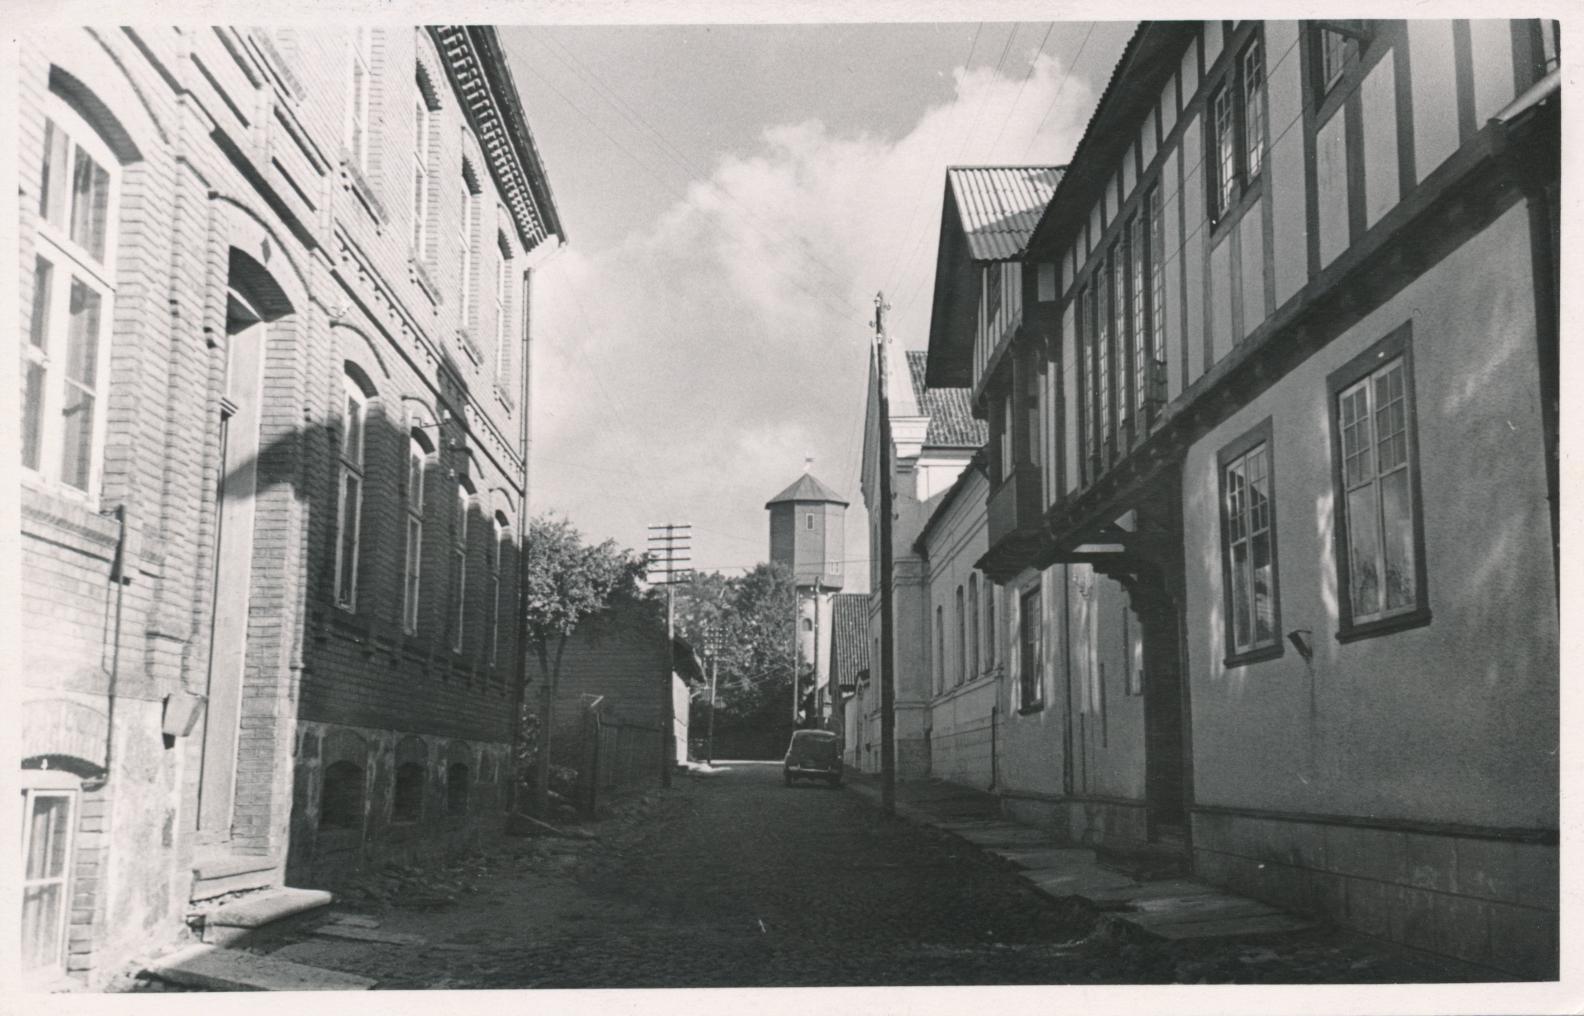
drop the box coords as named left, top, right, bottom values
left=143, top=944, right=376, bottom=991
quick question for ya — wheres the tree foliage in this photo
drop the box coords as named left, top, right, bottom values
left=664, top=562, right=797, bottom=726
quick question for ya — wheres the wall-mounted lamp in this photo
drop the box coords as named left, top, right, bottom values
left=1287, top=629, right=1314, bottom=664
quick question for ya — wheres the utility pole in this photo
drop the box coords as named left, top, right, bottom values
left=703, top=624, right=722, bottom=764
left=647, top=523, right=691, bottom=787
left=872, top=292, right=897, bottom=815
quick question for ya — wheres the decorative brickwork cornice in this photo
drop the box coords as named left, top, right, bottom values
left=432, top=26, right=565, bottom=252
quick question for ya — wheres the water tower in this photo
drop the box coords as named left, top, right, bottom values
left=766, top=463, right=847, bottom=725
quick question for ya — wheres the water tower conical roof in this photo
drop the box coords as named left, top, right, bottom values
left=764, top=473, right=849, bottom=509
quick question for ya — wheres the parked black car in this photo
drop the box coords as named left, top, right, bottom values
left=783, top=729, right=842, bottom=787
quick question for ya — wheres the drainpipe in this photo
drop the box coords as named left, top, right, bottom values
left=83, top=504, right=128, bottom=793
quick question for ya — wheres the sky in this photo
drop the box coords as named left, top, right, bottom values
left=503, top=20, right=1138, bottom=591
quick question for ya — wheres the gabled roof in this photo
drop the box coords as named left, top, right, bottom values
left=829, top=593, right=870, bottom=691
left=765, top=473, right=849, bottom=508
left=947, top=166, right=1066, bottom=262
left=906, top=350, right=987, bottom=448
left=925, top=166, right=1065, bottom=388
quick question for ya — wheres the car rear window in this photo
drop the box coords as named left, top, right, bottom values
left=791, top=731, right=835, bottom=745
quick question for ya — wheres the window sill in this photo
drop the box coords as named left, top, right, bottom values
left=457, top=328, right=483, bottom=366
left=1223, top=642, right=1284, bottom=668
left=341, top=154, right=388, bottom=227
left=1336, top=607, right=1432, bottom=644
left=410, top=254, right=442, bottom=307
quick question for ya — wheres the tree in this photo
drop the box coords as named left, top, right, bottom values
left=519, top=513, right=645, bottom=816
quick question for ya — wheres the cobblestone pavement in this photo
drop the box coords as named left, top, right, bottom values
left=151, top=761, right=1487, bottom=989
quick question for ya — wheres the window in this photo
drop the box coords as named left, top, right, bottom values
left=1208, top=36, right=1267, bottom=223
left=489, top=512, right=507, bottom=667
left=1219, top=418, right=1282, bottom=663
left=1316, top=25, right=1350, bottom=94
left=999, top=395, right=1014, bottom=482
left=24, top=106, right=118, bottom=496
left=802, top=617, right=813, bottom=633
left=20, top=780, right=76, bottom=976
left=1148, top=185, right=1166, bottom=406
left=447, top=763, right=470, bottom=816
left=452, top=482, right=473, bottom=653
left=1328, top=325, right=1428, bottom=640
left=494, top=233, right=511, bottom=374
left=391, top=762, right=424, bottom=823
left=346, top=29, right=374, bottom=171
left=954, top=586, right=966, bottom=686
left=1079, top=283, right=1096, bottom=480
left=934, top=605, right=944, bottom=696
left=1019, top=586, right=1042, bottom=711
left=1129, top=211, right=1147, bottom=443
left=968, top=574, right=980, bottom=678
left=458, top=165, right=479, bottom=334
left=320, top=760, right=364, bottom=829
left=402, top=432, right=431, bottom=634
left=411, top=86, right=433, bottom=255
left=334, top=375, right=368, bottom=610
left=806, top=512, right=815, bottom=531
left=1024, top=358, right=1041, bottom=469
left=985, top=582, right=996, bottom=669
left=985, top=261, right=1002, bottom=324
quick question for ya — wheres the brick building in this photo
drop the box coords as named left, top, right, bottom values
left=16, top=25, right=562, bottom=987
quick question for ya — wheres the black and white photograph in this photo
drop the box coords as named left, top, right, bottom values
left=3, top=2, right=1571, bottom=1011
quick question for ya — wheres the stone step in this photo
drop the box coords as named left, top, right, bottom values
left=190, top=855, right=279, bottom=902
left=142, top=944, right=376, bottom=991
left=201, top=887, right=334, bottom=945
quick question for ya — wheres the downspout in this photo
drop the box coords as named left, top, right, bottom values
left=507, top=263, right=535, bottom=815
left=84, top=504, right=128, bottom=792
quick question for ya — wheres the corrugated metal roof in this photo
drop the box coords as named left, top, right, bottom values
left=906, top=351, right=988, bottom=448
left=947, top=166, right=1066, bottom=262
left=828, top=593, right=870, bottom=690
left=765, top=473, right=849, bottom=508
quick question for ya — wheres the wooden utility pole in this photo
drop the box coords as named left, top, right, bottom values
left=873, top=292, right=897, bottom=815
left=647, top=523, right=691, bottom=787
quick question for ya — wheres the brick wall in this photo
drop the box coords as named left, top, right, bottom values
left=16, top=25, right=553, bottom=985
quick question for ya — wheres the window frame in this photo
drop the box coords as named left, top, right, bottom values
left=458, top=160, right=480, bottom=340
left=1206, top=32, right=1268, bottom=229
left=984, top=581, right=996, bottom=669
left=20, top=775, right=79, bottom=979
left=452, top=480, right=474, bottom=653
left=24, top=100, right=120, bottom=501
left=934, top=604, right=944, bottom=696
left=968, top=573, right=980, bottom=679
left=1326, top=322, right=1431, bottom=642
left=346, top=28, right=374, bottom=172
left=489, top=511, right=507, bottom=667
left=1217, top=416, right=1285, bottom=666
left=333, top=375, right=368, bottom=611
left=1018, top=585, right=1043, bottom=713
left=402, top=431, right=431, bottom=635
left=954, top=585, right=966, bottom=687
left=494, top=231, right=512, bottom=377
left=411, top=81, right=435, bottom=257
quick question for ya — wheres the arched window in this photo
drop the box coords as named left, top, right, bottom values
left=934, top=605, right=944, bottom=696
left=955, top=585, right=966, bottom=686
left=334, top=372, right=372, bottom=610
left=985, top=582, right=997, bottom=669
left=402, top=430, right=432, bottom=634
left=392, top=762, right=424, bottom=823
left=320, top=760, right=364, bottom=829
left=452, top=479, right=474, bottom=653
left=447, top=762, right=470, bottom=816
left=20, top=770, right=78, bottom=976
left=489, top=511, right=508, bottom=666
left=969, top=574, right=980, bottom=679
left=24, top=96, right=120, bottom=497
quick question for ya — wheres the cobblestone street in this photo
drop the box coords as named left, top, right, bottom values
left=134, top=763, right=1488, bottom=990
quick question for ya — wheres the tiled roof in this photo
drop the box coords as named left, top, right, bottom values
left=765, top=473, right=849, bottom=508
left=947, top=166, right=1065, bottom=262
left=906, top=350, right=988, bottom=448
left=829, top=593, right=870, bottom=690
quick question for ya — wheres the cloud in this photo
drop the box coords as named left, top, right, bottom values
left=530, top=50, right=1094, bottom=588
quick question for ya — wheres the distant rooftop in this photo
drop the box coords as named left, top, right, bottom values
left=906, top=350, right=988, bottom=448
left=765, top=472, right=849, bottom=508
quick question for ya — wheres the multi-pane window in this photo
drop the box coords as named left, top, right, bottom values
left=458, top=169, right=478, bottom=331
left=934, top=605, right=944, bottom=695
left=489, top=513, right=507, bottom=666
left=985, top=260, right=1002, bottom=326
left=20, top=783, right=76, bottom=976
left=346, top=29, right=373, bottom=171
left=1019, top=586, right=1042, bottom=710
left=1317, top=26, right=1349, bottom=92
left=1094, top=258, right=1111, bottom=468
left=452, top=483, right=472, bottom=652
left=999, top=396, right=1014, bottom=482
left=1209, top=37, right=1267, bottom=222
left=968, top=574, right=980, bottom=678
left=24, top=108, right=117, bottom=496
left=1079, top=284, right=1096, bottom=477
left=402, top=433, right=429, bottom=634
left=334, top=376, right=367, bottom=610
left=1148, top=185, right=1166, bottom=398
left=954, top=586, right=966, bottom=687
left=1220, top=420, right=1281, bottom=660
left=985, top=583, right=996, bottom=669
left=411, top=89, right=433, bottom=254
left=1335, top=351, right=1421, bottom=627
left=494, top=233, right=512, bottom=374
left=1108, top=243, right=1125, bottom=459
left=1024, top=359, right=1041, bottom=470
left=1129, top=212, right=1147, bottom=442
